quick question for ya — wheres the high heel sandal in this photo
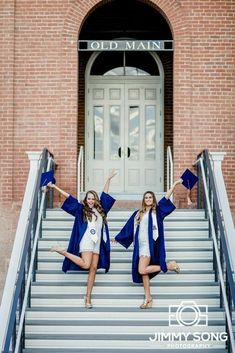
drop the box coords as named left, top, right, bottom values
left=169, top=260, right=180, bottom=274
left=174, top=263, right=180, bottom=273
left=84, top=296, right=93, bottom=309
left=140, top=298, right=153, bottom=309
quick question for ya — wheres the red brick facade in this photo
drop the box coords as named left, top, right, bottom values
left=0, top=0, right=234, bottom=207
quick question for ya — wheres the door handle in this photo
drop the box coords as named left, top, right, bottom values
left=118, top=147, right=122, bottom=158
left=127, top=147, right=131, bottom=158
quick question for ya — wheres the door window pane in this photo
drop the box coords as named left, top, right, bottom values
left=93, top=106, right=104, bottom=160
left=145, top=105, right=156, bottom=160
left=129, top=106, right=140, bottom=160
left=110, top=106, right=120, bottom=160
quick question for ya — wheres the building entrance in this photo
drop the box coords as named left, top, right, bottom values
left=86, top=52, right=164, bottom=192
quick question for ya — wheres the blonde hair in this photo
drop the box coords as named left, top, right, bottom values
left=83, top=190, right=107, bottom=224
left=135, top=191, right=157, bottom=225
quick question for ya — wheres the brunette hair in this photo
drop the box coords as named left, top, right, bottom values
left=135, top=191, right=158, bottom=224
left=82, top=190, right=107, bottom=224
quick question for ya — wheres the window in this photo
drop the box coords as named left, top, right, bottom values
left=90, top=51, right=159, bottom=76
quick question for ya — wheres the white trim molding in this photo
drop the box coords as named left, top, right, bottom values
left=210, top=151, right=235, bottom=272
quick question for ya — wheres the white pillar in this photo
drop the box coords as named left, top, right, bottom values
left=210, top=152, right=235, bottom=272
left=0, top=151, right=41, bottom=351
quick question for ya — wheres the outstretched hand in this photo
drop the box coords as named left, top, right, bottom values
left=47, top=182, right=55, bottom=188
left=173, top=178, right=183, bottom=186
left=103, top=169, right=118, bottom=193
left=108, top=169, right=118, bottom=180
left=165, top=178, right=183, bottom=199
left=41, top=181, right=55, bottom=193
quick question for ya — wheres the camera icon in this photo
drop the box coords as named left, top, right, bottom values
left=169, top=301, right=208, bottom=327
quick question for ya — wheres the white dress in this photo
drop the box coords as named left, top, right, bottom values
left=138, top=211, right=151, bottom=257
left=79, top=208, right=103, bottom=254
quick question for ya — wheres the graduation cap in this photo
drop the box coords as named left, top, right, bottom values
left=40, top=170, right=56, bottom=187
left=180, top=169, right=198, bottom=190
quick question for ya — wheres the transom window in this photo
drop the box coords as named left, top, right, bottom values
left=90, top=51, right=160, bottom=76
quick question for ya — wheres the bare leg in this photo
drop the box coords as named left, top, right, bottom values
left=51, top=246, right=93, bottom=269
left=142, top=274, right=151, bottom=301
left=85, top=253, right=99, bottom=306
left=142, top=261, right=180, bottom=273
left=138, top=257, right=153, bottom=308
left=138, top=256, right=161, bottom=275
left=138, top=256, right=180, bottom=274
left=139, top=256, right=154, bottom=298
left=187, top=189, right=194, bottom=208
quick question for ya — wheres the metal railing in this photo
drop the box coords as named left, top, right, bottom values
left=77, top=145, right=84, bottom=200
left=0, top=148, right=56, bottom=353
left=195, top=149, right=235, bottom=353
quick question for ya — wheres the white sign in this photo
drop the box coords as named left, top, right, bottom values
left=78, top=40, right=173, bottom=51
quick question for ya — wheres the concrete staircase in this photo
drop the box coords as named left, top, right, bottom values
left=23, top=207, right=233, bottom=352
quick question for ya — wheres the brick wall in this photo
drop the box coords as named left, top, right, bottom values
left=172, top=0, right=235, bottom=208
left=0, top=0, right=234, bottom=299
left=0, top=0, right=14, bottom=202
left=0, top=203, right=20, bottom=302
left=1, top=0, right=234, bottom=205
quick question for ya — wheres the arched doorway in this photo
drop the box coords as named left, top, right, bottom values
left=78, top=0, right=173, bottom=193
left=86, top=50, right=164, bottom=192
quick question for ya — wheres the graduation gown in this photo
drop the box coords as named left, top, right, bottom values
left=61, top=192, right=116, bottom=273
left=115, top=197, right=175, bottom=283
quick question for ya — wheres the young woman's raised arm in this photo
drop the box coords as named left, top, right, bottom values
left=103, top=169, right=117, bottom=193
left=47, top=182, right=69, bottom=199
left=165, top=179, right=182, bottom=200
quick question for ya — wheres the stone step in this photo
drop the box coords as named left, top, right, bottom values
left=23, top=207, right=232, bottom=353
left=38, top=238, right=213, bottom=250
left=23, top=349, right=228, bottom=353
left=42, top=219, right=209, bottom=229
left=31, top=283, right=220, bottom=296
left=36, top=259, right=214, bottom=271
left=30, top=295, right=220, bottom=308
left=41, top=229, right=210, bottom=238
left=25, top=324, right=228, bottom=339
left=24, top=336, right=227, bottom=350
left=46, top=209, right=205, bottom=219
left=35, top=270, right=215, bottom=282
left=39, top=249, right=213, bottom=261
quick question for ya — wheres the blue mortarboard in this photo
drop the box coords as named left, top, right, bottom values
left=180, top=169, right=198, bottom=190
left=40, top=170, right=56, bottom=187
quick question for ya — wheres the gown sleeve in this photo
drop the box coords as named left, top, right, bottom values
left=61, top=195, right=83, bottom=217
left=100, top=192, right=116, bottom=214
left=115, top=211, right=137, bottom=249
left=158, top=197, right=176, bottom=220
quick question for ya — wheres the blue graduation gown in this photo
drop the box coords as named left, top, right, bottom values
left=115, top=197, right=175, bottom=283
left=61, top=192, right=116, bottom=273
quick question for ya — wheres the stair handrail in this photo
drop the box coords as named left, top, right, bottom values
left=195, top=150, right=235, bottom=353
left=0, top=148, right=56, bottom=353
left=77, top=145, right=84, bottom=200
left=167, top=146, right=173, bottom=200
